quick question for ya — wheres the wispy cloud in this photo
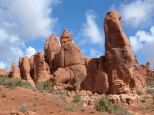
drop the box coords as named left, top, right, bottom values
left=80, top=10, right=103, bottom=45
left=130, top=26, right=154, bottom=64
left=0, top=62, right=6, bottom=69
left=130, top=26, right=154, bottom=52
left=25, top=46, right=36, bottom=57
left=0, top=0, right=61, bottom=39
left=0, top=0, right=61, bottom=69
left=119, top=0, right=154, bottom=27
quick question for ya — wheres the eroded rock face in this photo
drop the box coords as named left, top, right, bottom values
left=12, top=11, right=147, bottom=94
left=82, top=11, right=142, bottom=94
left=44, top=33, right=60, bottom=73
left=56, top=29, right=85, bottom=67
left=9, top=63, right=20, bottom=79
left=53, top=29, right=87, bottom=91
left=53, top=67, right=73, bottom=85
left=19, top=56, right=35, bottom=86
left=33, top=52, right=51, bottom=84
left=81, top=57, right=109, bottom=94
left=104, top=11, right=137, bottom=94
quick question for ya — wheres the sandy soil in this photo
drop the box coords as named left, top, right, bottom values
left=0, top=87, right=104, bottom=115
left=1, top=86, right=154, bottom=115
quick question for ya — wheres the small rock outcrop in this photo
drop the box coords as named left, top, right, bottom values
left=9, top=63, right=20, bottom=79
left=0, top=69, right=7, bottom=76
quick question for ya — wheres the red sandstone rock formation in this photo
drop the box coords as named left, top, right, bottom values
left=11, top=11, right=147, bottom=94
left=104, top=11, right=137, bottom=94
left=19, top=56, right=35, bottom=86
left=53, top=29, right=87, bottom=91
left=82, top=11, right=145, bottom=94
left=9, top=63, right=20, bottom=79
left=44, top=33, right=60, bottom=74
left=81, top=56, right=109, bottom=94
left=33, top=52, right=51, bottom=84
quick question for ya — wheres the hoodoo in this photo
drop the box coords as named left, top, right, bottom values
left=10, top=11, right=147, bottom=94
left=53, top=29, right=87, bottom=91
left=44, top=33, right=60, bottom=74
left=82, top=11, right=145, bottom=94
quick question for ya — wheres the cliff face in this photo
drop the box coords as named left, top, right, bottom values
left=9, top=11, right=148, bottom=94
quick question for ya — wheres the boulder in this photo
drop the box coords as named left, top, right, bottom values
left=53, top=67, right=73, bottom=85
left=108, top=94, right=139, bottom=105
left=81, top=57, right=109, bottom=94
left=68, top=64, right=87, bottom=90
left=44, top=33, right=60, bottom=73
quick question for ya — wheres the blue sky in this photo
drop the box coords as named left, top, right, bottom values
left=0, top=0, right=154, bottom=69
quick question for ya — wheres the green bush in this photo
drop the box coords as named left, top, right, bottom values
left=19, top=103, right=29, bottom=113
left=0, top=76, right=32, bottom=89
left=136, top=90, right=142, bottom=96
left=36, top=80, right=53, bottom=93
left=95, top=96, right=124, bottom=114
left=73, top=94, right=81, bottom=103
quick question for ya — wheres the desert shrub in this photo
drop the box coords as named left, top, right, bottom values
left=146, top=77, right=154, bottom=88
left=36, top=80, right=53, bottom=93
left=0, top=76, right=32, bottom=89
left=136, top=89, right=142, bottom=96
left=0, top=93, right=6, bottom=98
left=146, top=88, right=154, bottom=94
left=65, top=105, right=76, bottom=112
left=19, top=103, right=29, bottom=113
left=95, top=96, right=124, bottom=114
left=73, top=94, right=81, bottom=103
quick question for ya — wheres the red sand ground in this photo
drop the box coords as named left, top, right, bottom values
left=0, top=87, right=104, bottom=115
left=0, top=86, right=154, bottom=115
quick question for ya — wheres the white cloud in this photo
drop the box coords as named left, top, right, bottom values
left=80, top=10, right=103, bottom=45
left=119, top=0, right=154, bottom=27
left=0, top=0, right=61, bottom=39
left=0, top=0, right=61, bottom=69
left=130, top=26, right=154, bottom=64
left=0, top=28, right=24, bottom=69
left=25, top=46, right=36, bottom=57
left=130, top=26, right=154, bottom=52
left=0, top=62, right=6, bottom=69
